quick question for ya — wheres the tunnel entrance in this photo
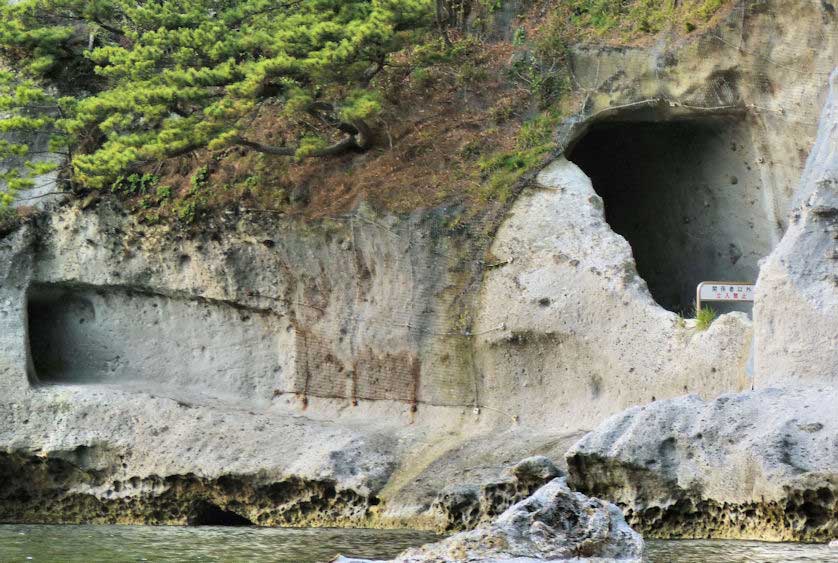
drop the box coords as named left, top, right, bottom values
left=567, top=113, right=777, bottom=314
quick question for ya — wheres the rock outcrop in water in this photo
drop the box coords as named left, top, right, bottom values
left=337, top=478, right=644, bottom=562
left=566, top=387, right=838, bottom=542
left=430, top=456, right=564, bottom=532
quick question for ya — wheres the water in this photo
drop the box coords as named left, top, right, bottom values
left=645, top=539, right=838, bottom=562
left=0, top=525, right=836, bottom=562
left=0, top=525, right=438, bottom=562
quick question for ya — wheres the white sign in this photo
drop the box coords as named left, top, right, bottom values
left=697, top=282, right=755, bottom=303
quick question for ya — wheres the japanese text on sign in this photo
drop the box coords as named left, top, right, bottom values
left=697, top=282, right=755, bottom=302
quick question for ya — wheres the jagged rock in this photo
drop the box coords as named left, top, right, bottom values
left=566, top=387, right=838, bottom=542
left=507, top=456, right=563, bottom=483
left=754, top=68, right=838, bottom=386
left=431, top=456, right=564, bottom=531
left=337, top=478, right=643, bottom=562
left=432, top=486, right=481, bottom=530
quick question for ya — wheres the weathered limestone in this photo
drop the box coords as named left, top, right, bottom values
left=473, top=0, right=837, bottom=432
left=566, top=0, right=836, bottom=232
left=0, top=0, right=835, bottom=531
left=430, top=456, right=564, bottom=532
left=0, top=225, right=35, bottom=400
left=753, top=69, right=838, bottom=386
left=0, top=385, right=403, bottom=526
left=0, top=202, right=480, bottom=527
left=23, top=201, right=474, bottom=409
left=473, top=157, right=753, bottom=431
left=561, top=65, right=838, bottom=545
left=548, top=57, right=838, bottom=548
left=566, top=387, right=838, bottom=542
left=338, top=478, right=644, bottom=562
left=27, top=283, right=293, bottom=398
left=567, top=116, right=776, bottom=314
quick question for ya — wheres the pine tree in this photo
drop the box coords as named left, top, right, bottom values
left=0, top=0, right=434, bottom=202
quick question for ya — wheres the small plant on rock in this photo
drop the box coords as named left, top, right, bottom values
left=695, top=307, right=718, bottom=331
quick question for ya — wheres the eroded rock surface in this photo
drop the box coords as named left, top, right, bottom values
left=754, top=68, right=838, bottom=386
left=0, top=386, right=399, bottom=526
left=339, top=478, right=643, bottom=562
left=430, top=456, right=564, bottom=532
left=0, top=0, right=835, bottom=531
left=566, top=387, right=838, bottom=542
left=474, top=157, right=754, bottom=432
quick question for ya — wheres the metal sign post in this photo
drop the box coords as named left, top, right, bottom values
left=696, top=281, right=755, bottom=312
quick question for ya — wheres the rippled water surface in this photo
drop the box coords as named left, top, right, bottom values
left=0, top=525, right=438, bottom=562
left=645, top=539, right=838, bottom=562
left=1, top=525, right=837, bottom=562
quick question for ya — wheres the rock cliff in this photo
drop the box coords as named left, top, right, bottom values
left=0, top=0, right=836, bottom=533
left=563, top=59, right=838, bottom=545
left=754, top=68, right=838, bottom=385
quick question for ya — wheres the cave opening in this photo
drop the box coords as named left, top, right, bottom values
left=566, top=113, right=777, bottom=314
left=26, top=285, right=97, bottom=384
left=188, top=501, right=254, bottom=526
left=25, top=283, right=286, bottom=399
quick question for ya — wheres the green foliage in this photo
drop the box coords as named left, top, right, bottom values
left=0, top=204, right=18, bottom=233
left=568, top=0, right=725, bottom=36
left=190, top=166, right=209, bottom=191
left=475, top=110, right=562, bottom=202
left=402, top=35, right=485, bottom=98
left=516, top=110, right=561, bottom=150
left=158, top=165, right=213, bottom=224
left=173, top=197, right=202, bottom=224
left=155, top=185, right=172, bottom=200
left=0, top=0, right=436, bottom=203
left=0, top=71, right=61, bottom=205
left=166, top=171, right=208, bottom=224
left=111, top=173, right=158, bottom=195
left=570, top=0, right=630, bottom=33
left=695, top=0, right=723, bottom=20
left=695, top=306, right=718, bottom=331
left=456, top=62, right=489, bottom=87
left=409, top=67, right=433, bottom=88
left=412, top=35, right=479, bottom=68
left=475, top=147, right=539, bottom=202
left=479, top=0, right=503, bottom=13
left=340, top=91, right=383, bottom=123
left=512, top=26, right=527, bottom=46
left=509, top=14, right=569, bottom=108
